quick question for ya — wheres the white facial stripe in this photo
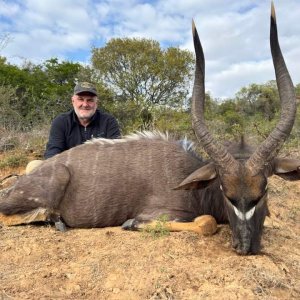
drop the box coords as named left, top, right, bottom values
left=245, top=206, right=256, bottom=220
left=233, top=205, right=256, bottom=221
left=233, top=206, right=245, bottom=221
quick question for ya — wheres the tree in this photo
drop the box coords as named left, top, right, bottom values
left=38, top=58, right=82, bottom=119
left=235, top=81, right=280, bottom=121
left=0, top=57, right=84, bottom=128
left=91, top=38, right=194, bottom=109
left=0, top=85, right=23, bottom=130
left=0, top=34, right=11, bottom=53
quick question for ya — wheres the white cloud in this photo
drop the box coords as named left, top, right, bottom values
left=0, top=0, right=299, bottom=99
left=0, top=0, right=20, bottom=17
left=207, top=59, right=274, bottom=99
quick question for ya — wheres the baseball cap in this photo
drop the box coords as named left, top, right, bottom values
left=74, top=82, right=98, bottom=96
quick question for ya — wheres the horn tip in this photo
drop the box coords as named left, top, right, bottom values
left=271, top=1, right=276, bottom=21
left=192, top=19, right=196, bottom=35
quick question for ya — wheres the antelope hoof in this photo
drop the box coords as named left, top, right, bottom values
left=122, top=218, right=139, bottom=230
left=54, top=220, right=67, bottom=232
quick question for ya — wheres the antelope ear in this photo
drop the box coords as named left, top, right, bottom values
left=273, top=158, right=300, bottom=181
left=174, top=163, right=217, bottom=190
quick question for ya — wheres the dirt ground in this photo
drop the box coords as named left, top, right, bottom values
left=0, top=168, right=299, bottom=299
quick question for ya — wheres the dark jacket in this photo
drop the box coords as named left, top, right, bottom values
left=44, top=109, right=120, bottom=159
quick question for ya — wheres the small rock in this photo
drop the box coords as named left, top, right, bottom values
left=113, top=288, right=120, bottom=294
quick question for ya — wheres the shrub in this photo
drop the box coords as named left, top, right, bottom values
left=143, top=214, right=170, bottom=238
left=0, top=152, right=29, bottom=169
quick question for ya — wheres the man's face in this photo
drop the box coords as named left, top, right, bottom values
left=72, top=92, right=98, bottom=121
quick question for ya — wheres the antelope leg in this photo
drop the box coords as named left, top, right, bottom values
left=135, top=215, right=217, bottom=236
left=0, top=208, right=50, bottom=226
left=166, top=215, right=217, bottom=235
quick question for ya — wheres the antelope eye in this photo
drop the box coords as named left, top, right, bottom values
left=247, top=189, right=268, bottom=210
left=246, top=199, right=259, bottom=211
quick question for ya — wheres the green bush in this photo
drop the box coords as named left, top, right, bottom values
left=143, top=214, right=170, bottom=238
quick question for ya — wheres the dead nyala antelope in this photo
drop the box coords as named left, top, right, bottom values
left=0, top=3, right=299, bottom=255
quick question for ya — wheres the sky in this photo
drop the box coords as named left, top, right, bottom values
left=0, top=0, right=299, bottom=99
